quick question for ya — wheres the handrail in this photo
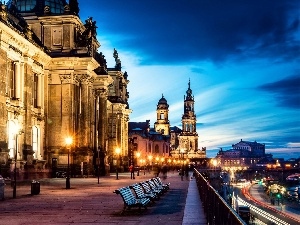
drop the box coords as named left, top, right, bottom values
left=193, top=168, right=247, bottom=225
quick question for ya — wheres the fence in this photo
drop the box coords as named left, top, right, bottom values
left=194, top=169, right=247, bottom=225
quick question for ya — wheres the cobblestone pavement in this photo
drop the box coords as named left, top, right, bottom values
left=0, top=172, right=191, bottom=225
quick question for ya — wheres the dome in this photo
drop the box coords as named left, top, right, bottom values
left=158, top=94, right=168, bottom=105
left=157, top=94, right=169, bottom=109
left=7, top=0, right=67, bottom=15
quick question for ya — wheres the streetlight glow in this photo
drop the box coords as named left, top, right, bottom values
left=65, top=137, right=73, bottom=145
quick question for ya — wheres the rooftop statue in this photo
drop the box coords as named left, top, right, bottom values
left=113, top=48, right=121, bottom=70
left=84, top=17, right=97, bottom=38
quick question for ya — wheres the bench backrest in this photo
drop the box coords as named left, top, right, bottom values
left=151, top=178, right=162, bottom=188
left=140, top=181, right=152, bottom=193
left=147, top=180, right=159, bottom=191
left=117, top=186, right=136, bottom=205
left=130, top=183, right=146, bottom=198
left=156, top=177, right=164, bottom=185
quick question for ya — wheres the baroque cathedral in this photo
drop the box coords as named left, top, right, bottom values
left=128, top=80, right=205, bottom=166
left=0, top=0, right=131, bottom=178
left=170, top=79, right=206, bottom=160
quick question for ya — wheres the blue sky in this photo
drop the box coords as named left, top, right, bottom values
left=78, top=0, right=300, bottom=158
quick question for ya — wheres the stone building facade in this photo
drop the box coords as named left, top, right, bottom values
left=216, top=139, right=266, bottom=170
left=0, top=0, right=130, bottom=178
left=128, top=120, right=170, bottom=168
left=128, top=80, right=206, bottom=168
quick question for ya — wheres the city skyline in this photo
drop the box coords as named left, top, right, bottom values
left=79, top=0, right=300, bottom=158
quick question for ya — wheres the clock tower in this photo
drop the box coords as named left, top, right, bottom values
left=154, top=94, right=170, bottom=135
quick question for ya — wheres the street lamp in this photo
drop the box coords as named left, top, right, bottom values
left=97, top=147, right=100, bottom=184
left=148, top=155, right=153, bottom=171
left=141, top=159, right=146, bottom=175
left=155, top=156, right=159, bottom=165
left=11, top=121, right=21, bottom=199
left=180, top=149, right=186, bottom=180
left=115, top=148, right=121, bottom=180
left=65, top=137, right=72, bottom=189
left=136, top=152, right=140, bottom=176
left=212, top=159, right=217, bottom=171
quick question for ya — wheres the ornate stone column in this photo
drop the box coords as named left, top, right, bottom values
left=93, top=75, right=113, bottom=175
left=76, top=74, right=93, bottom=147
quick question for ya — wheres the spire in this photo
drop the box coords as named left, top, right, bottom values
left=185, top=79, right=193, bottom=100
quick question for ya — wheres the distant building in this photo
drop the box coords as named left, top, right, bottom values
left=233, top=139, right=265, bottom=157
left=216, top=139, right=266, bottom=170
left=170, top=80, right=206, bottom=161
left=128, top=80, right=206, bottom=167
left=128, top=120, right=170, bottom=167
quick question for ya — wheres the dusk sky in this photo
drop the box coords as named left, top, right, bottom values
left=79, top=0, right=300, bottom=158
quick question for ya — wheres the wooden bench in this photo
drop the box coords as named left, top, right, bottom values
left=113, top=186, right=151, bottom=214
left=154, top=177, right=170, bottom=190
left=139, top=181, right=161, bottom=198
left=151, top=178, right=168, bottom=193
left=130, top=183, right=158, bottom=203
left=146, top=180, right=164, bottom=195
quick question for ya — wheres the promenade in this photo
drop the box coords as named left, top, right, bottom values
left=0, top=172, right=206, bottom=225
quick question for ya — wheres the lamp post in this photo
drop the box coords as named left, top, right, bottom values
left=13, top=132, right=17, bottom=198
left=11, top=121, right=22, bottom=199
left=65, top=137, right=72, bottom=189
left=97, top=147, right=100, bottom=184
left=13, top=132, right=18, bottom=198
left=142, top=159, right=146, bottom=175
left=180, top=149, right=186, bottom=181
left=212, top=159, right=217, bottom=171
left=136, top=152, right=140, bottom=176
left=148, top=155, right=153, bottom=172
left=115, top=148, right=121, bottom=180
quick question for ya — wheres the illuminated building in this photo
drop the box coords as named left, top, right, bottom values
left=0, top=0, right=130, bottom=178
left=170, top=79, right=206, bottom=161
left=216, top=139, right=266, bottom=170
left=154, top=94, right=170, bottom=135
left=129, top=80, right=206, bottom=168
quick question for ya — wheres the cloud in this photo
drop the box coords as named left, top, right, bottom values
left=258, top=74, right=300, bottom=109
left=83, top=0, right=300, bottom=65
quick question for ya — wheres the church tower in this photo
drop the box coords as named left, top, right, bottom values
left=154, top=94, right=170, bottom=135
left=178, top=79, right=199, bottom=156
